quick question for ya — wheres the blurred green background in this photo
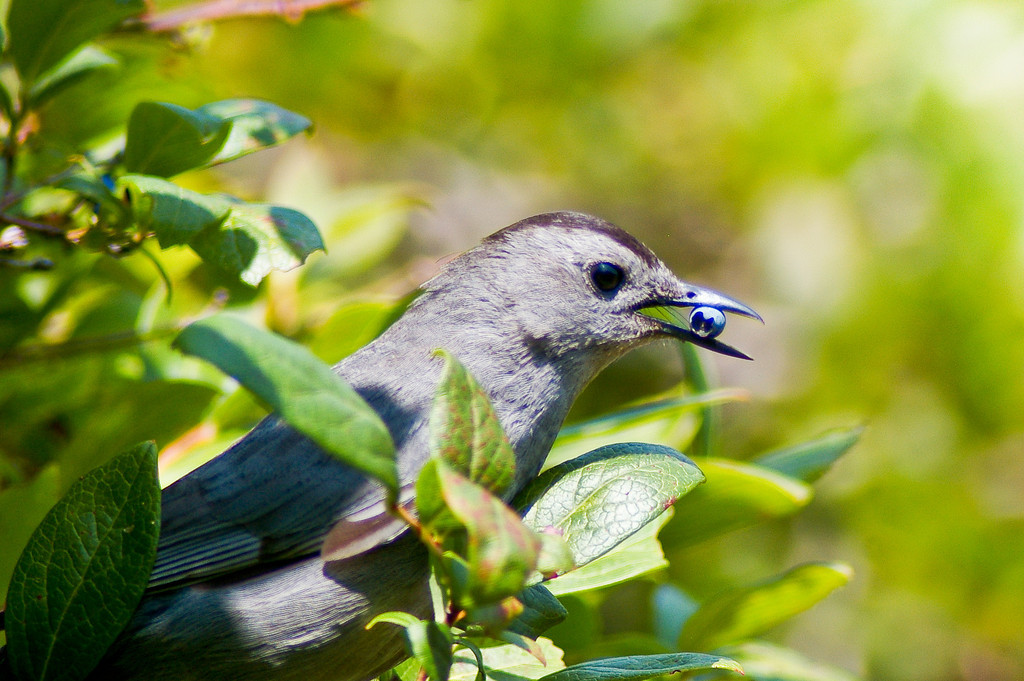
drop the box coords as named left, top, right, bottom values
left=4, top=0, right=1024, bottom=679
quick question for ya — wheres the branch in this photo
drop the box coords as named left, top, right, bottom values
left=140, top=0, right=363, bottom=33
left=1, top=214, right=66, bottom=237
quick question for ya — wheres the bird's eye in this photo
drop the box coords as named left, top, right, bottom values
left=590, top=262, right=625, bottom=293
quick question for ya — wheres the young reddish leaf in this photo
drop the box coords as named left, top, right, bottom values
left=429, top=350, right=515, bottom=497
left=174, top=315, right=397, bottom=491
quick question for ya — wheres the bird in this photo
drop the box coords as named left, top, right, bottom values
left=92, top=211, right=760, bottom=681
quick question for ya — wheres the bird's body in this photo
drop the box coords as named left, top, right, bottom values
left=93, top=213, right=759, bottom=681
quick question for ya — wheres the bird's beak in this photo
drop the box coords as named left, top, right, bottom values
left=639, top=281, right=762, bottom=360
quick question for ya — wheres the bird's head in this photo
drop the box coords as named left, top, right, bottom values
left=422, top=212, right=760, bottom=366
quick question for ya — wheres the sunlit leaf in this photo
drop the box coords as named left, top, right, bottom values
left=308, top=297, right=409, bottom=363
left=119, top=174, right=230, bottom=247
left=7, top=0, right=142, bottom=85
left=173, top=315, right=397, bottom=490
left=188, top=201, right=324, bottom=285
left=678, top=562, right=853, bottom=651
left=543, top=508, right=673, bottom=597
left=518, top=443, right=704, bottom=568
left=124, top=102, right=231, bottom=178
left=538, top=653, right=743, bottom=681
left=198, top=99, right=312, bottom=164
left=4, top=442, right=160, bottom=681
left=429, top=350, right=515, bottom=496
left=547, top=389, right=745, bottom=468
left=659, top=459, right=811, bottom=549
left=450, top=638, right=565, bottom=681
left=754, top=427, right=863, bottom=483
left=713, top=641, right=860, bottom=681
left=406, top=620, right=455, bottom=681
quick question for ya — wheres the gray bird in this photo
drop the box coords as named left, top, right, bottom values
left=94, top=212, right=759, bottom=681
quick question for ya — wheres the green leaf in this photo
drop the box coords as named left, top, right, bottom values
left=518, top=443, right=704, bottom=568
left=677, top=562, right=853, bottom=651
left=118, top=174, right=230, bottom=247
left=123, top=102, right=231, bottom=178
left=429, top=350, right=515, bottom=496
left=538, top=653, right=743, bottom=681
left=753, top=427, right=864, bottom=483
left=0, top=79, right=14, bottom=120
left=449, top=638, right=565, bottom=681
left=543, top=508, right=673, bottom=597
left=173, top=315, right=398, bottom=491
left=6, top=0, right=142, bottom=85
left=308, top=297, right=411, bottom=364
left=715, top=641, right=860, bottom=681
left=4, top=442, right=161, bottom=681
left=507, top=585, right=568, bottom=639
left=659, top=459, right=812, bottom=549
left=188, top=201, right=324, bottom=286
left=547, top=389, right=745, bottom=468
left=433, top=462, right=541, bottom=606
left=0, top=466, right=62, bottom=607
left=27, top=46, right=118, bottom=107
left=405, top=620, right=455, bottom=681
left=197, top=99, right=313, bottom=165
left=679, top=343, right=720, bottom=458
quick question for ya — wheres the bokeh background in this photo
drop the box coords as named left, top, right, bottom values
left=4, top=1, right=1024, bottom=679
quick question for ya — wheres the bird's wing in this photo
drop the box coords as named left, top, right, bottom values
left=147, top=415, right=404, bottom=590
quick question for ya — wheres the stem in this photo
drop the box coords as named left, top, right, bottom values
left=0, top=326, right=182, bottom=368
left=139, top=0, right=362, bottom=33
left=1, top=214, right=65, bottom=236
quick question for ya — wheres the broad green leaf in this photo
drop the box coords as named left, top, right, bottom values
left=429, top=350, right=515, bottom=496
left=714, top=641, right=860, bottom=681
left=754, top=427, right=863, bottom=483
left=543, top=508, right=673, bottom=597
left=435, top=462, right=541, bottom=606
left=123, top=102, right=231, bottom=178
left=6, top=0, right=142, bottom=85
left=5, top=442, right=160, bottom=681
left=677, top=562, right=853, bottom=651
left=27, top=46, right=117, bottom=107
left=0, top=466, right=62, bottom=607
left=507, top=585, right=568, bottom=639
left=173, top=315, right=397, bottom=490
left=118, top=174, right=230, bottom=247
left=659, top=459, right=811, bottom=550
left=538, top=653, right=743, bottom=681
left=188, top=201, right=324, bottom=286
left=450, top=638, right=565, bottom=681
left=547, top=389, right=745, bottom=468
left=198, top=99, right=313, bottom=164
left=369, top=614, right=454, bottom=681
left=518, top=443, right=704, bottom=568
left=405, top=620, right=455, bottom=681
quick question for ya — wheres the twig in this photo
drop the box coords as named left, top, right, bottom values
left=1, top=214, right=65, bottom=237
left=0, top=326, right=182, bottom=368
left=140, top=0, right=363, bottom=33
